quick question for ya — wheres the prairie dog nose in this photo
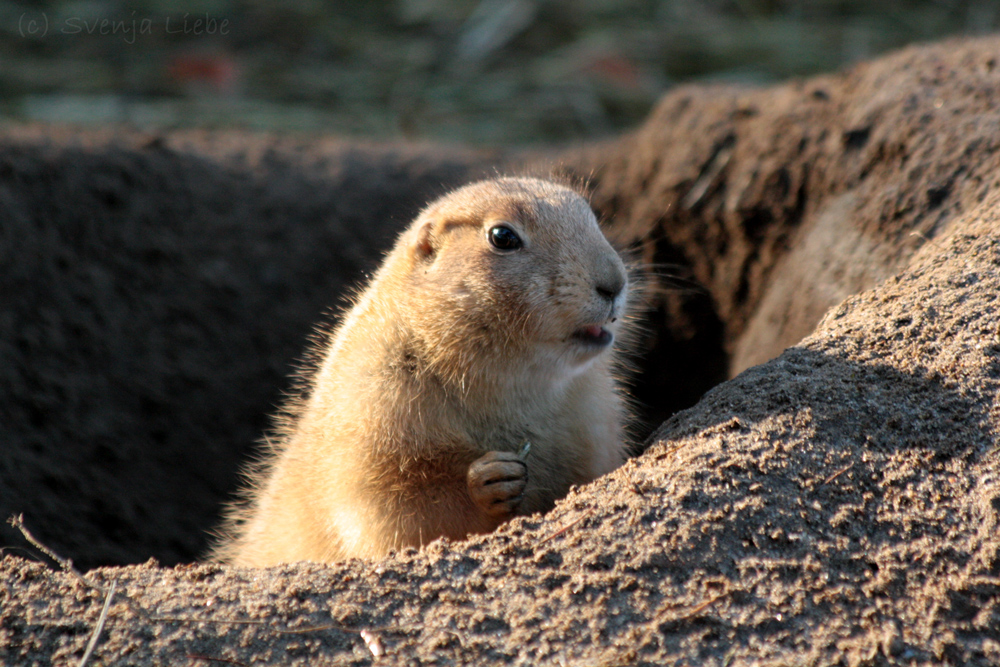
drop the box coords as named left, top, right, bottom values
left=594, top=255, right=627, bottom=303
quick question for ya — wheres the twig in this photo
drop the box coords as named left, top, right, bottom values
left=679, top=590, right=727, bottom=620
left=277, top=622, right=363, bottom=635
left=655, top=588, right=730, bottom=628
left=152, top=615, right=270, bottom=625
left=659, top=442, right=686, bottom=459
left=9, top=514, right=155, bottom=622
left=821, top=463, right=853, bottom=486
left=277, top=619, right=419, bottom=635
left=187, top=655, right=249, bottom=667
left=909, top=230, right=945, bottom=251
left=10, top=514, right=266, bottom=629
left=539, top=512, right=590, bottom=544
left=8, top=515, right=104, bottom=594
left=78, top=580, right=116, bottom=667
left=9, top=513, right=401, bottom=644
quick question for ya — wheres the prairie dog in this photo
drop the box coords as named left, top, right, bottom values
left=214, top=177, right=633, bottom=565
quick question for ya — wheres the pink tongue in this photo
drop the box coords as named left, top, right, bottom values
left=584, top=325, right=603, bottom=337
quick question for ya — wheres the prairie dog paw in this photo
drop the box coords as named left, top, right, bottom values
left=467, top=450, right=528, bottom=519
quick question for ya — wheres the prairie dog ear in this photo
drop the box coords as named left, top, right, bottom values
left=409, top=198, right=449, bottom=261
left=409, top=202, right=474, bottom=261
left=413, top=219, right=437, bottom=260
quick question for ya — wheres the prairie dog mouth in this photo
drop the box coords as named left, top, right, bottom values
left=572, top=324, right=614, bottom=347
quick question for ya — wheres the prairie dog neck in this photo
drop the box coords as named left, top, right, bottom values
left=310, top=274, right=587, bottom=453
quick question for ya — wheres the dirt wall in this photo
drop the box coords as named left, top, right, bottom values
left=3, top=34, right=1000, bottom=667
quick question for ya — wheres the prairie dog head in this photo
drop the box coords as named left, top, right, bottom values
left=396, top=177, right=628, bottom=386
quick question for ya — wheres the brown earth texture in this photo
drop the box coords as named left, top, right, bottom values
left=3, top=35, right=1000, bottom=666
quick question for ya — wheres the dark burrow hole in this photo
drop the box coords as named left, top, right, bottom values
left=630, top=290, right=729, bottom=448
left=4, top=146, right=738, bottom=569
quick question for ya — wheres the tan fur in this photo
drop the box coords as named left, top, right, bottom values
left=213, top=177, right=634, bottom=565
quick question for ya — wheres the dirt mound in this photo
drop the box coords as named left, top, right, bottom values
left=4, top=35, right=1000, bottom=666
left=4, top=164, right=999, bottom=667
left=553, top=35, right=1000, bottom=407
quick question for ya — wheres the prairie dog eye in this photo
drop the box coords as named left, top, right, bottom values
left=488, top=225, right=523, bottom=251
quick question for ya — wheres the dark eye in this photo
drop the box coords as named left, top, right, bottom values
left=488, top=225, right=522, bottom=251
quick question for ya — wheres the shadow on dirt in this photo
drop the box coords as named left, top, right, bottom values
left=0, top=137, right=488, bottom=567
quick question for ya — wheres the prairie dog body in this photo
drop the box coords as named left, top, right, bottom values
left=215, top=177, right=633, bottom=566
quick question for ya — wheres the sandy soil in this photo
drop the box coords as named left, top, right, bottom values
left=3, top=36, right=1000, bottom=666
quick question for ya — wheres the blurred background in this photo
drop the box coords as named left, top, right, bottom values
left=1, top=0, right=998, bottom=146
